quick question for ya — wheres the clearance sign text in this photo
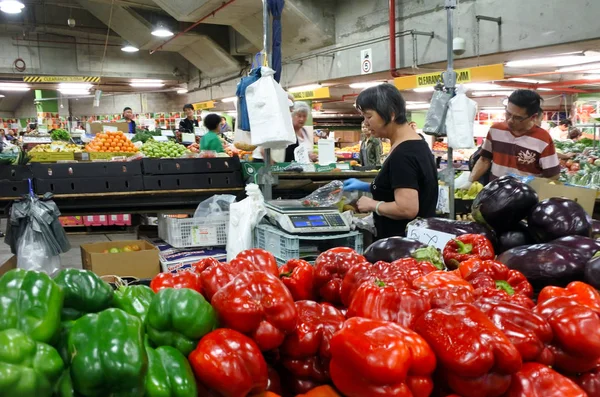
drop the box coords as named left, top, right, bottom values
left=394, top=64, right=504, bottom=91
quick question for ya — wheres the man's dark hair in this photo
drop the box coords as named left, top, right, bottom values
left=203, top=113, right=222, bottom=131
left=355, top=83, right=408, bottom=125
left=569, top=128, right=582, bottom=140
left=123, top=107, right=132, bottom=113
left=183, top=104, right=194, bottom=111
left=508, top=90, right=543, bottom=117
left=559, top=119, right=573, bottom=127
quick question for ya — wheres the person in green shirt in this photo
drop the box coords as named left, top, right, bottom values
left=200, top=113, right=225, bottom=153
left=359, top=121, right=382, bottom=167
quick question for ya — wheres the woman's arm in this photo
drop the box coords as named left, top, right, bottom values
left=357, top=188, right=419, bottom=220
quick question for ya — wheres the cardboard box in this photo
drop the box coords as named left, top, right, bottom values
left=88, top=122, right=129, bottom=135
left=0, top=256, right=17, bottom=277
left=80, top=240, right=160, bottom=278
left=528, top=177, right=597, bottom=215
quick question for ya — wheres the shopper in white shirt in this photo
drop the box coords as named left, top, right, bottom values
left=549, top=119, right=572, bottom=141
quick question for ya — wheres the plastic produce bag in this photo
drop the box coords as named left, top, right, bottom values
left=17, top=219, right=61, bottom=275
left=300, top=181, right=344, bottom=207
left=446, top=86, right=477, bottom=149
left=246, top=67, right=295, bottom=149
left=455, top=171, right=472, bottom=190
left=193, top=195, right=236, bottom=219
left=226, top=184, right=267, bottom=261
left=423, top=87, right=452, bottom=137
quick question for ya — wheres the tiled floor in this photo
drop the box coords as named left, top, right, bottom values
left=0, top=218, right=137, bottom=269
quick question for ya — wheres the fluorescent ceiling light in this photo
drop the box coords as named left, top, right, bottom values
left=464, top=83, right=513, bottom=91
left=508, top=77, right=551, bottom=84
left=557, top=62, right=600, bottom=73
left=58, top=89, right=90, bottom=95
left=406, top=104, right=431, bottom=110
left=471, top=91, right=512, bottom=97
left=130, top=79, right=163, bottom=83
left=220, top=97, right=237, bottom=103
left=130, top=82, right=165, bottom=88
left=481, top=107, right=505, bottom=110
left=0, top=1, right=25, bottom=14
left=349, top=81, right=385, bottom=89
left=151, top=26, right=173, bottom=37
left=176, top=89, right=188, bottom=94
left=288, top=84, right=321, bottom=92
left=413, top=87, right=435, bottom=93
left=406, top=101, right=428, bottom=105
left=59, top=83, right=92, bottom=90
left=121, top=45, right=139, bottom=53
left=0, top=83, right=30, bottom=91
left=536, top=88, right=553, bottom=91
left=583, top=74, right=600, bottom=80
left=506, top=54, right=600, bottom=68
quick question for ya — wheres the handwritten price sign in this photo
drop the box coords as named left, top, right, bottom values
left=406, top=225, right=456, bottom=250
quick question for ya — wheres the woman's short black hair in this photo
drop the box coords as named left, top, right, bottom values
left=355, top=83, right=408, bottom=125
left=204, top=113, right=221, bottom=131
left=183, top=103, right=194, bottom=111
left=508, top=89, right=543, bottom=117
left=559, top=119, right=573, bottom=127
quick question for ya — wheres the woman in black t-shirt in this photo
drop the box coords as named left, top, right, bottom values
left=343, top=84, right=438, bottom=239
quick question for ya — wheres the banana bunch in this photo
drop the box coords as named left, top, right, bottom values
left=455, top=181, right=484, bottom=200
left=30, top=143, right=83, bottom=153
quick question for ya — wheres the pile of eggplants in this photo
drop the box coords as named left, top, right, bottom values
left=528, top=197, right=592, bottom=242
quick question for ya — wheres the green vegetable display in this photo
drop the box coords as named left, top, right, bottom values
left=54, top=269, right=114, bottom=321
left=0, top=269, right=63, bottom=344
left=112, top=285, right=155, bottom=323
left=146, top=288, right=218, bottom=356
left=0, top=329, right=64, bottom=397
left=68, top=309, right=147, bottom=397
left=51, top=129, right=71, bottom=142
left=132, top=129, right=162, bottom=143
left=145, top=340, right=198, bottom=397
left=141, top=140, right=187, bottom=158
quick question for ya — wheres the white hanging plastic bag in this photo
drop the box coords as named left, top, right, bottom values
left=246, top=67, right=295, bottom=149
left=17, top=219, right=61, bottom=275
left=423, top=88, right=452, bottom=137
left=226, top=184, right=267, bottom=261
left=446, top=86, right=477, bottom=149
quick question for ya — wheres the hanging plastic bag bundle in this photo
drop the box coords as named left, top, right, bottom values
left=446, top=85, right=477, bottom=149
left=226, top=184, right=267, bottom=261
left=193, top=195, right=237, bottom=219
left=245, top=66, right=296, bottom=149
left=423, top=83, right=453, bottom=137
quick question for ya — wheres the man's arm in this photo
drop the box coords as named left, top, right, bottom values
left=469, top=157, right=492, bottom=183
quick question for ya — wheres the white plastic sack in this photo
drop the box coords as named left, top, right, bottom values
left=246, top=67, right=295, bottom=149
left=226, top=184, right=267, bottom=261
left=446, top=86, right=477, bottom=149
left=454, top=171, right=472, bottom=190
left=17, top=220, right=61, bottom=276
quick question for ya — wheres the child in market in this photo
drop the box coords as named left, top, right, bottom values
left=200, top=113, right=225, bottom=153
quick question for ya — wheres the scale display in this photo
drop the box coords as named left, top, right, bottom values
left=265, top=200, right=351, bottom=234
left=290, top=215, right=327, bottom=228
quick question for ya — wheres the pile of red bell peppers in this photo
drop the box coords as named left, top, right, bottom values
left=3, top=236, right=600, bottom=397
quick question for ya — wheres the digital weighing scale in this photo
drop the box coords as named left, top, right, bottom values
left=265, top=199, right=351, bottom=234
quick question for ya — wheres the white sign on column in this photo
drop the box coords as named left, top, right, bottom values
left=361, top=48, right=373, bottom=75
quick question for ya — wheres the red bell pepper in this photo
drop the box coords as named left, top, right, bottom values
left=506, top=363, right=587, bottom=397
left=281, top=356, right=330, bottom=393
left=347, top=281, right=431, bottom=330
left=414, top=303, right=522, bottom=397
left=279, top=259, right=317, bottom=302
left=195, top=256, right=266, bottom=301
left=211, top=271, right=297, bottom=351
left=149, top=271, right=202, bottom=294
left=412, top=270, right=474, bottom=293
left=236, top=248, right=279, bottom=277
left=473, top=298, right=553, bottom=363
left=313, top=247, right=366, bottom=304
left=442, top=234, right=495, bottom=269
left=537, top=281, right=600, bottom=312
left=573, top=366, right=600, bottom=397
left=534, top=296, right=600, bottom=374
left=189, top=328, right=268, bottom=397
left=458, top=258, right=534, bottom=298
left=340, top=261, right=411, bottom=307
left=391, top=258, right=438, bottom=283
left=421, top=286, right=474, bottom=309
left=295, top=385, right=342, bottom=397
left=474, top=286, right=536, bottom=309
left=329, top=317, right=436, bottom=397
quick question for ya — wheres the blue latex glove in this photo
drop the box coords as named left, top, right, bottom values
left=343, top=178, right=371, bottom=192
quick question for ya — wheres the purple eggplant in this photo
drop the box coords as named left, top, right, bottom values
left=592, top=220, right=600, bottom=240
left=497, top=243, right=586, bottom=290
left=528, top=198, right=591, bottom=242
left=550, top=236, right=600, bottom=261
left=585, top=254, right=600, bottom=289
left=407, top=217, right=497, bottom=247
left=497, top=229, right=536, bottom=254
left=363, top=237, right=426, bottom=264
left=471, top=176, right=538, bottom=233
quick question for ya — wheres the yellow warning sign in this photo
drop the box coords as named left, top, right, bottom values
left=394, top=64, right=505, bottom=91
left=23, top=76, right=100, bottom=83
left=192, top=101, right=215, bottom=110
left=291, top=87, right=330, bottom=100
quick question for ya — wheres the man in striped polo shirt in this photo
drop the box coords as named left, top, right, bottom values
left=470, top=89, right=560, bottom=182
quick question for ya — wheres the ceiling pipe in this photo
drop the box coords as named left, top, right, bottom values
left=149, top=0, right=237, bottom=55
left=389, top=0, right=401, bottom=78
left=495, top=81, right=588, bottom=94
left=537, top=79, right=600, bottom=88
left=14, top=37, right=122, bottom=47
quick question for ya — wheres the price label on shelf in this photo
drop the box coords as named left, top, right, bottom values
left=191, top=226, right=218, bottom=246
left=406, top=225, right=456, bottom=251
left=153, top=136, right=168, bottom=142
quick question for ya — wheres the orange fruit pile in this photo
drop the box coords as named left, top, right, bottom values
left=85, top=131, right=138, bottom=153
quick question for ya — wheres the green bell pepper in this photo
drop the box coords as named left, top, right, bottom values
left=145, top=340, right=197, bottom=397
left=68, top=308, right=147, bottom=397
left=55, top=321, right=74, bottom=367
left=113, top=285, right=155, bottom=323
left=0, top=269, right=63, bottom=344
left=53, top=370, right=78, bottom=397
left=54, top=269, right=114, bottom=321
left=146, top=288, right=217, bottom=356
left=0, top=328, right=64, bottom=397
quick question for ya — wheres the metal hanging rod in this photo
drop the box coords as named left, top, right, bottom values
left=476, top=15, right=502, bottom=25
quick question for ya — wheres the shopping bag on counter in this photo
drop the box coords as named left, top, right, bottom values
left=446, top=86, right=476, bottom=149
left=423, top=87, right=452, bottom=137
left=226, top=184, right=267, bottom=261
left=246, top=66, right=295, bottom=149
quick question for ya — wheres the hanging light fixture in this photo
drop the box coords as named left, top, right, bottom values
left=151, top=25, right=174, bottom=37
left=0, top=1, right=24, bottom=14
left=121, top=44, right=139, bottom=53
